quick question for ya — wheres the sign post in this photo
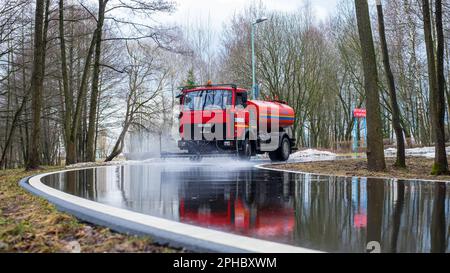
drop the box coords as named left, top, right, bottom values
left=352, top=108, right=367, bottom=153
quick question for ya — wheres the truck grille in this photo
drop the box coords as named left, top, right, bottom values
left=183, top=123, right=230, bottom=141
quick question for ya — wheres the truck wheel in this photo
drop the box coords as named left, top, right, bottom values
left=239, top=139, right=252, bottom=161
left=269, top=137, right=291, bottom=162
left=280, top=137, right=291, bottom=161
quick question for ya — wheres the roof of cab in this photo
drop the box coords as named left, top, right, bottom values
left=183, top=86, right=248, bottom=93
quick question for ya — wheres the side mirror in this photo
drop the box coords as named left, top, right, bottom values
left=176, top=93, right=183, bottom=105
left=242, top=92, right=248, bottom=105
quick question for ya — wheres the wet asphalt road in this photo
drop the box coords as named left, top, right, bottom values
left=41, top=158, right=450, bottom=253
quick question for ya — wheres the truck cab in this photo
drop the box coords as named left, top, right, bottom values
left=176, top=84, right=296, bottom=162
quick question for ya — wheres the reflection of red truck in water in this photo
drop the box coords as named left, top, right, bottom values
left=179, top=199, right=294, bottom=239
left=177, top=170, right=295, bottom=240
left=169, top=84, right=296, bottom=161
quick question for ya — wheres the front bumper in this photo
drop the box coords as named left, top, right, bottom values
left=178, top=140, right=238, bottom=153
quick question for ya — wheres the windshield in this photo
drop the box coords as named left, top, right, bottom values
left=183, top=90, right=232, bottom=111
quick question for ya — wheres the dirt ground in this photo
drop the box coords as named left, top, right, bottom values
left=0, top=167, right=183, bottom=253
left=271, top=157, right=450, bottom=182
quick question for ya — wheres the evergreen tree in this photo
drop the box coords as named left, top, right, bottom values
left=185, top=68, right=196, bottom=89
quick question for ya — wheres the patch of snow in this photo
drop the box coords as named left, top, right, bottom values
left=290, top=149, right=337, bottom=159
left=384, top=148, right=397, bottom=155
left=384, top=146, right=450, bottom=158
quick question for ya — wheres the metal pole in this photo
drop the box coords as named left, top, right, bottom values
left=363, top=117, right=367, bottom=148
left=251, top=23, right=256, bottom=99
left=353, top=117, right=358, bottom=153
left=250, top=18, right=268, bottom=100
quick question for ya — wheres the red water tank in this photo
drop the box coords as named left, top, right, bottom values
left=247, top=100, right=295, bottom=128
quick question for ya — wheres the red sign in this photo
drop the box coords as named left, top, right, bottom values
left=353, top=213, right=367, bottom=228
left=353, top=108, right=366, bottom=118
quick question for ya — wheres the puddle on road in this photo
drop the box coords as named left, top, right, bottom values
left=41, top=162, right=450, bottom=253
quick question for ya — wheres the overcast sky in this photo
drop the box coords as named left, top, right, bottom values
left=157, top=0, right=339, bottom=39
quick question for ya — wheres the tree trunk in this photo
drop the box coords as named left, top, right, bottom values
left=86, top=0, right=108, bottom=162
left=434, top=0, right=448, bottom=174
left=422, top=0, right=448, bottom=175
left=105, top=96, right=132, bottom=162
left=105, top=123, right=130, bottom=162
left=354, top=0, right=386, bottom=171
left=59, top=0, right=73, bottom=165
left=0, top=94, right=28, bottom=168
left=66, top=21, right=97, bottom=165
left=376, top=1, right=406, bottom=168
left=27, top=0, right=49, bottom=170
left=78, top=101, right=85, bottom=162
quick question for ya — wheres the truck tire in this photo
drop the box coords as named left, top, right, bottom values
left=238, top=138, right=252, bottom=160
left=269, top=137, right=291, bottom=162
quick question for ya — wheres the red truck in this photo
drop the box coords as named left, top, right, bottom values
left=165, top=84, right=296, bottom=162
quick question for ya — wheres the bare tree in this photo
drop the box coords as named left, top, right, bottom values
left=0, top=1, right=30, bottom=168
left=83, top=0, right=175, bottom=163
left=376, top=0, right=406, bottom=168
left=354, top=0, right=386, bottom=171
left=63, top=6, right=97, bottom=165
left=422, top=0, right=448, bottom=175
left=86, top=0, right=108, bottom=162
left=434, top=0, right=449, bottom=174
left=58, top=0, right=71, bottom=164
left=27, top=0, right=50, bottom=170
left=105, top=43, right=168, bottom=161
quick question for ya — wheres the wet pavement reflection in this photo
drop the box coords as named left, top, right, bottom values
left=41, top=162, right=450, bottom=253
